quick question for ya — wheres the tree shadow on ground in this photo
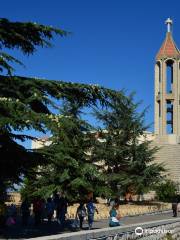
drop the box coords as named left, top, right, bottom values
left=0, top=218, right=100, bottom=239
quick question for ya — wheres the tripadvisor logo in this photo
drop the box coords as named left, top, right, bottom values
left=135, top=227, right=143, bottom=236
left=135, top=226, right=173, bottom=236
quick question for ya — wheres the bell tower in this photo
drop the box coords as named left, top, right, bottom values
left=155, top=18, right=180, bottom=144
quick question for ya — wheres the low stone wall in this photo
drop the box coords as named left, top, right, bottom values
left=67, top=203, right=171, bottom=220
left=27, top=218, right=180, bottom=240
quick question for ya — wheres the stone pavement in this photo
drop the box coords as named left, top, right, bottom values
left=0, top=212, right=178, bottom=240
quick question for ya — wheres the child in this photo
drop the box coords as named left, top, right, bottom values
left=86, top=198, right=98, bottom=230
left=76, top=202, right=86, bottom=229
left=109, top=203, right=121, bottom=227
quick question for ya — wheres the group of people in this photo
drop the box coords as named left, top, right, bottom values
left=21, top=192, right=68, bottom=227
left=76, top=198, right=99, bottom=230
left=3, top=194, right=180, bottom=232
left=0, top=194, right=122, bottom=231
left=76, top=198, right=121, bottom=229
left=21, top=196, right=121, bottom=230
left=75, top=198, right=121, bottom=229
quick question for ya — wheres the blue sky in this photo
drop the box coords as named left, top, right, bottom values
left=2, top=0, right=180, bottom=145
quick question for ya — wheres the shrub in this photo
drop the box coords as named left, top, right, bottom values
left=155, top=180, right=178, bottom=202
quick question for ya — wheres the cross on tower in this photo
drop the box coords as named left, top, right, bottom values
left=165, top=18, right=173, bottom=33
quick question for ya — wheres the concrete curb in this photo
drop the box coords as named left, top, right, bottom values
left=125, top=209, right=172, bottom=217
left=28, top=217, right=180, bottom=240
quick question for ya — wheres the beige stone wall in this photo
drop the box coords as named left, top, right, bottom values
left=67, top=202, right=171, bottom=220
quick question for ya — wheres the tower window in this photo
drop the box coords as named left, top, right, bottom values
left=166, top=100, right=173, bottom=134
left=156, top=62, right=161, bottom=93
left=157, top=62, right=161, bottom=83
left=158, top=101, right=161, bottom=117
left=166, top=60, right=173, bottom=93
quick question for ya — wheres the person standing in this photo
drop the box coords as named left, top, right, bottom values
left=76, top=202, right=86, bottom=229
left=53, top=191, right=60, bottom=220
left=172, top=198, right=178, bottom=217
left=0, top=202, right=6, bottom=228
left=33, top=197, right=43, bottom=226
left=57, top=193, right=68, bottom=228
left=21, top=199, right=30, bottom=226
left=5, top=203, right=17, bottom=226
left=41, top=198, right=46, bottom=222
left=86, top=198, right=98, bottom=230
left=46, top=197, right=55, bottom=223
left=109, top=203, right=121, bottom=227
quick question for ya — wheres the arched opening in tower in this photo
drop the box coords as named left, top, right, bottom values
left=166, top=60, right=173, bottom=94
left=156, top=61, right=161, bottom=93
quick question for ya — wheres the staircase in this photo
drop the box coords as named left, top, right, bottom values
left=154, top=144, right=180, bottom=182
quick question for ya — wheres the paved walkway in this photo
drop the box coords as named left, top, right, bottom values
left=0, top=212, right=178, bottom=240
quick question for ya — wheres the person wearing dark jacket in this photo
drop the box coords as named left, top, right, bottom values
left=57, top=194, right=68, bottom=228
left=172, top=198, right=178, bottom=217
left=33, top=197, right=43, bottom=226
left=21, top=199, right=30, bottom=226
